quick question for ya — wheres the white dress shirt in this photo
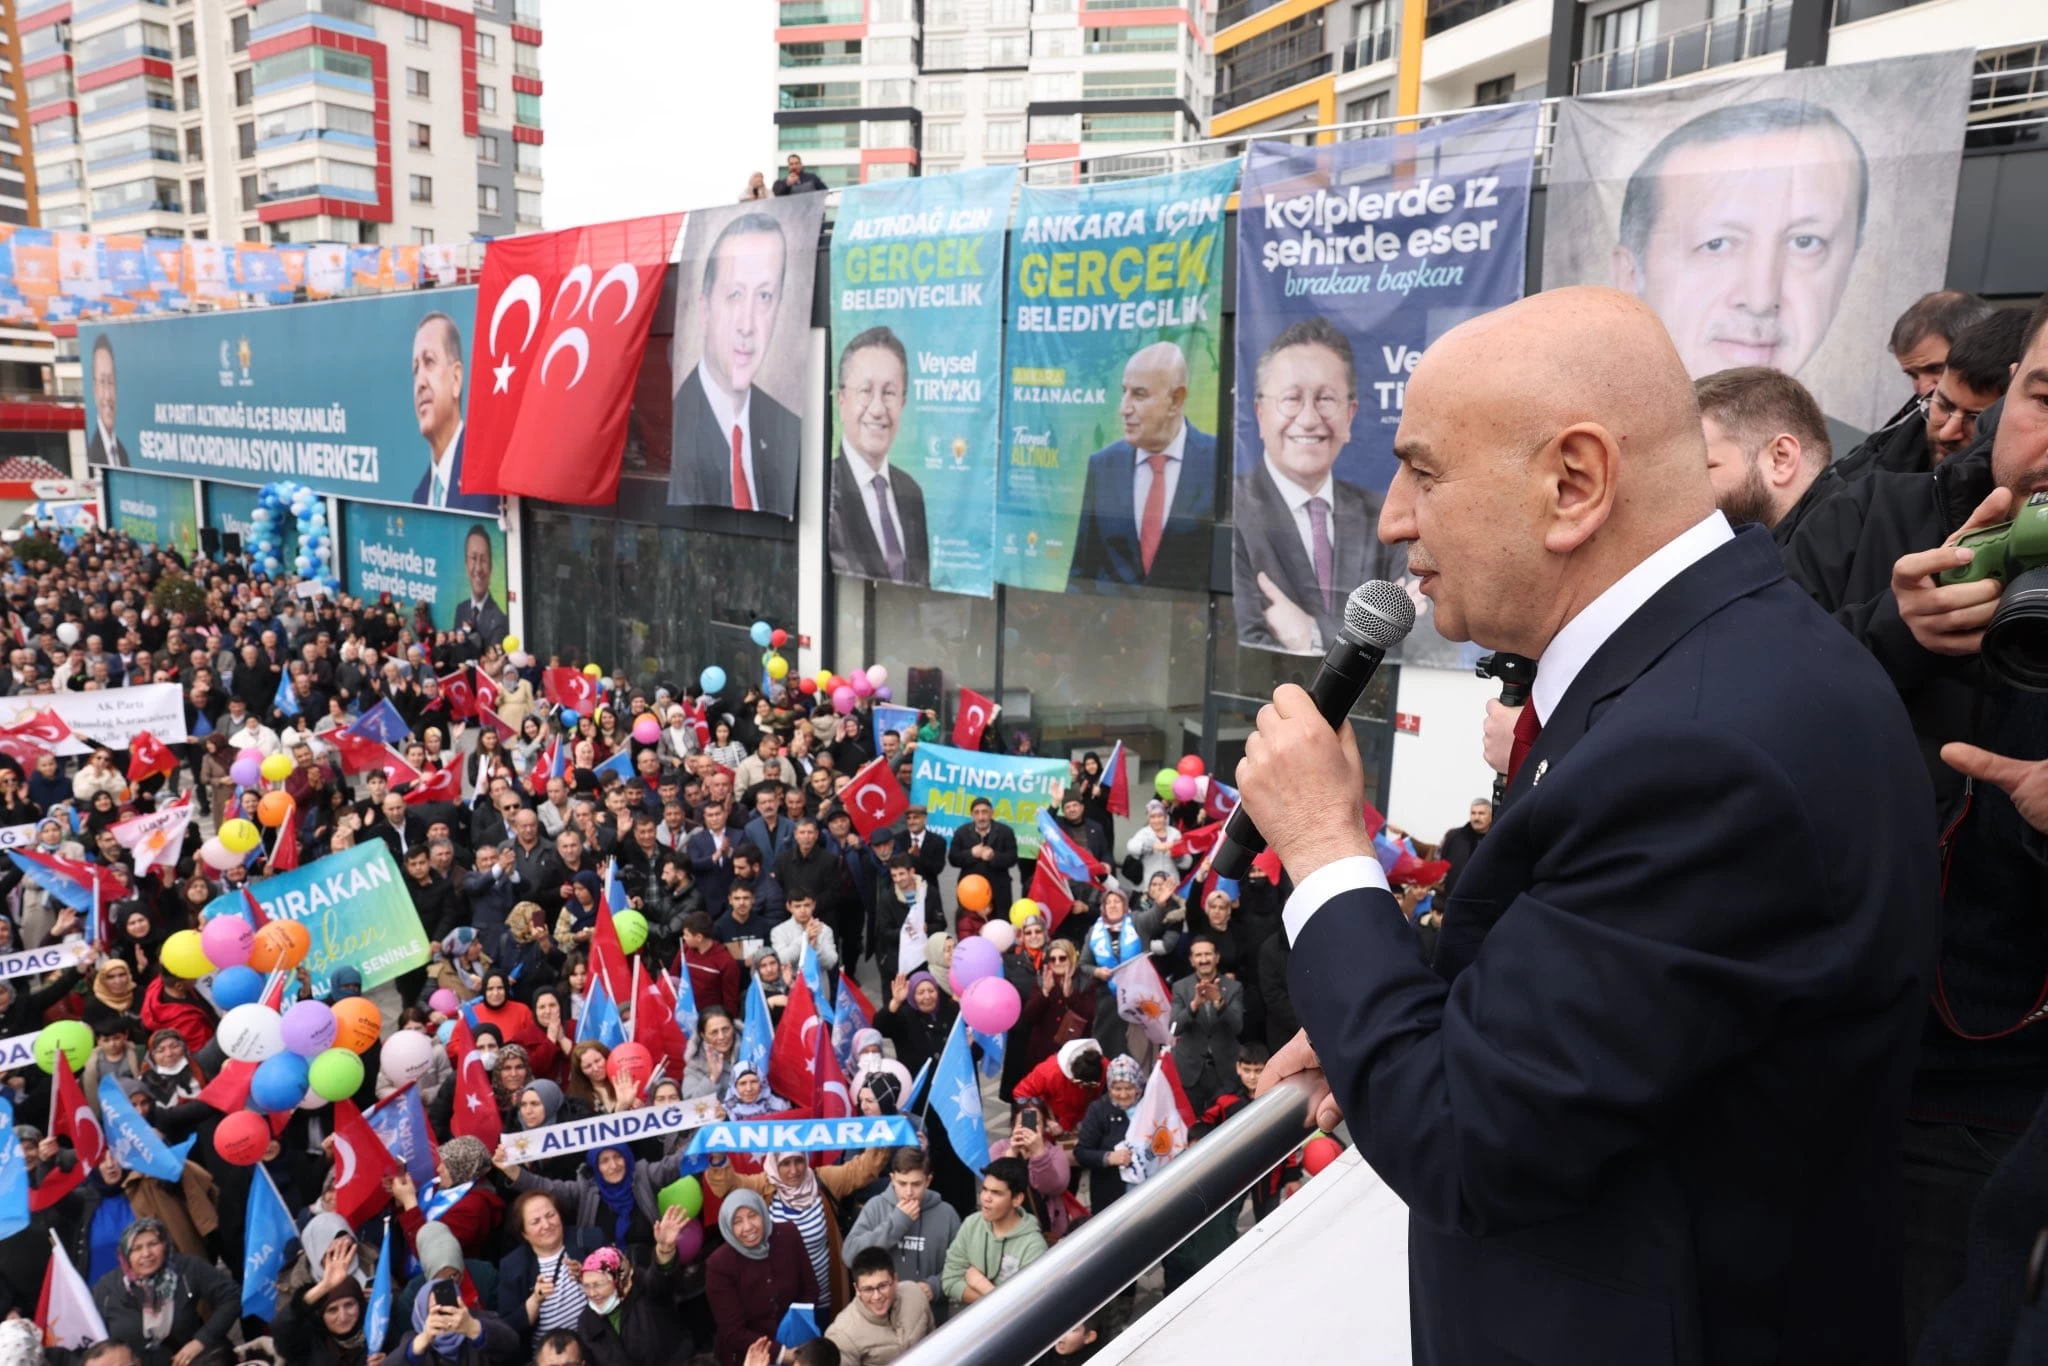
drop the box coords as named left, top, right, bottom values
left=1263, top=456, right=1336, bottom=582
left=97, top=421, right=118, bottom=459
left=844, top=439, right=906, bottom=564
left=428, top=422, right=465, bottom=507
left=1129, top=421, right=1189, bottom=528
left=1283, top=510, right=1736, bottom=945
left=698, top=360, right=755, bottom=505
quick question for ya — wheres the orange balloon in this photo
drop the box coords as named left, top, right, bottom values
left=956, top=874, right=991, bottom=913
left=331, top=997, right=383, bottom=1054
left=247, top=920, right=311, bottom=974
left=257, top=791, right=294, bottom=828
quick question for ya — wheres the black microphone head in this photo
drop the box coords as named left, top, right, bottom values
left=1342, top=581, right=1416, bottom=650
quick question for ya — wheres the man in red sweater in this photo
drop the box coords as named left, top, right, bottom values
left=680, top=911, right=743, bottom=1016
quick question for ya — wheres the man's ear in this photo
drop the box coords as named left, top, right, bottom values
left=1537, top=423, right=1621, bottom=557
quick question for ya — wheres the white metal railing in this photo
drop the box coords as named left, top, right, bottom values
left=1572, top=0, right=1792, bottom=95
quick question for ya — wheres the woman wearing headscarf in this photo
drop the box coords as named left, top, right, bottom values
left=1074, top=1054, right=1146, bottom=1216
left=704, top=1145, right=891, bottom=1319
left=492, top=1139, right=693, bottom=1264
left=568, top=1212, right=697, bottom=1366
left=430, top=928, right=489, bottom=1003
left=877, top=970, right=955, bottom=1078
left=465, top=971, right=538, bottom=1057
left=719, top=1063, right=791, bottom=1121
left=81, top=958, right=140, bottom=1034
left=496, top=1187, right=605, bottom=1349
left=406, top=1221, right=519, bottom=1365
left=845, top=1029, right=913, bottom=1106
left=706, top=1187, right=817, bottom=1366
left=88, top=1217, right=239, bottom=1366
left=109, top=903, right=169, bottom=980
left=1084, top=889, right=1147, bottom=1057
left=680, top=1007, right=738, bottom=1102
left=502, top=1080, right=578, bottom=1181
left=392, top=1135, right=505, bottom=1263
left=272, top=1213, right=382, bottom=1366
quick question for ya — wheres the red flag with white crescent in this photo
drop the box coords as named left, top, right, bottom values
left=441, top=666, right=476, bottom=722
left=839, top=758, right=907, bottom=839
left=953, top=688, right=998, bottom=750
left=542, top=667, right=599, bottom=715
left=768, top=966, right=823, bottom=1107
left=329, top=1100, right=400, bottom=1227
left=269, top=798, right=300, bottom=873
left=30, top=1055, right=99, bottom=1211
left=126, top=730, right=177, bottom=783
left=1028, top=858, right=1076, bottom=934
left=402, top=766, right=460, bottom=806
left=448, top=1050, right=501, bottom=1149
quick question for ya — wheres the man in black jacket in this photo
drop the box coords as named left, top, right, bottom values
left=948, top=797, right=1018, bottom=908
left=1835, top=291, right=1999, bottom=481
left=1436, top=799, right=1490, bottom=898
left=900, top=806, right=947, bottom=883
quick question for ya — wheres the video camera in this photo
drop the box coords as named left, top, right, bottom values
left=1940, top=489, right=2048, bottom=690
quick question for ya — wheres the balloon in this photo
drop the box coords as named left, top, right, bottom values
left=866, top=665, right=889, bottom=687
left=230, top=755, right=263, bottom=789
left=658, top=1174, right=705, bottom=1218
left=832, top=686, right=857, bottom=715
left=607, top=1041, right=654, bottom=1089
left=331, top=998, right=383, bottom=1053
left=583, top=663, right=604, bottom=679
left=767, top=655, right=788, bottom=681
left=875, top=686, right=892, bottom=701
left=956, top=874, right=991, bottom=913
left=749, top=621, right=773, bottom=647
left=219, top=818, right=261, bottom=855
left=429, top=988, right=461, bottom=1016
left=160, top=929, right=214, bottom=981
left=1172, top=775, right=1198, bottom=803
left=219, top=1004, right=285, bottom=1062
left=1176, top=755, right=1206, bottom=778
left=816, top=670, right=834, bottom=691
left=699, top=666, right=726, bottom=695
left=248, top=920, right=311, bottom=973
left=979, top=919, right=1016, bottom=952
left=798, top=678, right=818, bottom=696
left=559, top=708, right=580, bottom=727
left=214, top=1110, right=272, bottom=1166
left=770, top=629, right=788, bottom=649
left=503, top=635, right=521, bottom=653
left=280, top=999, right=338, bottom=1058
left=1007, top=898, right=1042, bottom=929
left=55, top=622, right=79, bottom=647
left=949, top=936, right=1004, bottom=996
left=260, top=754, right=293, bottom=783
left=200, top=916, right=254, bottom=968
left=1303, top=1134, right=1344, bottom=1177
left=250, top=1052, right=311, bottom=1112
left=309, top=1047, right=366, bottom=1101
left=255, top=791, right=292, bottom=828
left=961, top=976, right=1022, bottom=1034
left=34, top=1020, right=91, bottom=1074
left=633, top=717, right=660, bottom=745
left=612, top=909, right=649, bottom=956
left=1153, top=768, right=1178, bottom=801
left=850, top=672, right=874, bottom=698
left=379, top=1029, right=436, bottom=1086
left=198, top=837, right=240, bottom=871
left=211, top=965, right=265, bottom=1011
left=669, top=1216, right=704, bottom=1263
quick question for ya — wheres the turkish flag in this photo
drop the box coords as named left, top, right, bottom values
left=589, top=897, right=632, bottom=1003
left=839, top=758, right=907, bottom=838
left=1028, top=858, right=1077, bottom=934
left=329, top=1100, right=401, bottom=1228
left=1168, top=822, right=1226, bottom=862
left=269, top=798, right=300, bottom=872
left=953, top=688, right=999, bottom=750
left=474, top=668, right=502, bottom=712
left=31, top=1055, right=101, bottom=1211
left=449, top=1049, right=501, bottom=1148
left=442, top=666, right=476, bottom=722
left=460, top=212, right=685, bottom=505
left=402, top=766, right=460, bottom=806
left=329, top=728, right=409, bottom=779
left=543, top=667, right=599, bottom=715
left=198, top=1058, right=257, bottom=1114
left=0, top=709, right=73, bottom=766
left=634, top=966, right=690, bottom=1081
left=475, top=701, right=514, bottom=743
left=126, top=730, right=176, bottom=783
left=768, top=966, right=823, bottom=1107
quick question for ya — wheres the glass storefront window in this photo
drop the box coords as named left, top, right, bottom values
left=1002, top=584, right=1208, bottom=770
left=858, top=581, right=1000, bottom=716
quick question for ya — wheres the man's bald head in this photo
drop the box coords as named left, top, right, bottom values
left=1382, top=287, right=1714, bottom=657
left=1120, top=342, right=1189, bottom=452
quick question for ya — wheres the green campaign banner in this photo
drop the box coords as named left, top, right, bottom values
left=340, top=500, right=508, bottom=645
left=829, top=166, right=1014, bottom=598
left=996, top=160, right=1236, bottom=594
left=908, top=742, right=1067, bottom=859
left=104, top=468, right=197, bottom=556
left=202, top=840, right=429, bottom=997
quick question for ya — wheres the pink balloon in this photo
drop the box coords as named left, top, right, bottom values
left=949, top=936, right=1003, bottom=997
left=673, top=1217, right=704, bottom=1263
left=200, top=915, right=254, bottom=968
left=850, top=672, right=875, bottom=698
left=429, top=988, right=460, bottom=1016
left=632, top=716, right=660, bottom=745
left=866, top=665, right=889, bottom=687
left=961, top=976, right=1022, bottom=1034
left=832, top=686, right=858, bottom=715
left=1172, top=774, right=1199, bottom=803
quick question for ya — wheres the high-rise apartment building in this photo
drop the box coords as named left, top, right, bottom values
left=774, top=0, right=1213, bottom=188
left=1211, top=0, right=2044, bottom=144
left=19, top=0, right=543, bottom=245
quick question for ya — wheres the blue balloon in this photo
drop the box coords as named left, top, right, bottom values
left=211, top=965, right=265, bottom=1011
left=699, top=666, right=727, bottom=695
left=558, top=708, right=578, bottom=726
left=263, top=556, right=281, bottom=574
left=250, top=1052, right=311, bottom=1113
left=294, top=557, right=313, bottom=574
left=749, top=621, right=772, bottom=648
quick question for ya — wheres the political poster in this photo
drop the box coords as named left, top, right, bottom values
left=1234, top=105, right=1537, bottom=665
left=203, top=841, right=430, bottom=997
left=79, top=288, right=498, bottom=513
left=0, top=683, right=187, bottom=754
left=909, top=742, right=1067, bottom=859
left=1543, top=52, right=1974, bottom=437
left=102, top=468, right=199, bottom=558
left=828, top=167, right=1015, bottom=596
left=667, top=194, right=827, bottom=520
left=339, top=501, right=508, bottom=642
left=997, top=160, right=1237, bottom=594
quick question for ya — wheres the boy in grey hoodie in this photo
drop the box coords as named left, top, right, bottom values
left=843, top=1146, right=964, bottom=1320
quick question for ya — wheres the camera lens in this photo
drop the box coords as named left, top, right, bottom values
left=1980, top=566, right=2048, bottom=692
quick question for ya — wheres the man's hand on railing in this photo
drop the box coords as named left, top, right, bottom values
left=1258, top=1029, right=1344, bottom=1132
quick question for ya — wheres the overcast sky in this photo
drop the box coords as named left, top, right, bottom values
left=543, top=3, right=777, bottom=230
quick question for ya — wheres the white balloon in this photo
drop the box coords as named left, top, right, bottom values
left=55, top=622, right=79, bottom=647
left=219, top=1003, right=284, bottom=1062
left=980, top=919, right=1017, bottom=952
left=378, top=1028, right=437, bottom=1086
left=198, top=838, right=241, bottom=871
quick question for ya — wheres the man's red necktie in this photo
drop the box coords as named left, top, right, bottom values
left=1506, top=704, right=1542, bottom=786
left=730, top=424, right=752, bottom=512
left=1138, top=452, right=1169, bottom=575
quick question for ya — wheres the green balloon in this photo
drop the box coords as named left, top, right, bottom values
left=1153, top=768, right=1177, bottom=801
left=307, top=1047, right=365, bottom=1102
left=612, top=909, right=649, bottom=956
left=34, top=1020, right=91, bottom=1075
left=657, top=1174, right=704, bottom=1219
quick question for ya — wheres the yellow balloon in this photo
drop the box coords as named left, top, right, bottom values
left=767, top=656, right=789, bottom=680
left=160, top=929, right=213, bottom=980
left=583, top=663, right=603, bottom=679
left=259, top=753, right=293, bottom=783
left=816, top=670, right=833, bottom=690
left=1008, top=898, right=1042, bottom=928
left=219, top=818, right=261, bottom=854
left=502, top=634, right=521, bottom=653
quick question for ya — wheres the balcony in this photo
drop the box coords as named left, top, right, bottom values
left=1343, top=25, right=1397, bottom=71
left=1832, top=0, right=1936, bottom=22
left=779, top=0, right=865, bottom=24
left=1573, top=1, right=1790, bottom=95
left=1217, top=0, right=1288, bottom=29
left=1216, top=50, right=1330, bottom=112
left=1424, top=0, right=1516, bottom=38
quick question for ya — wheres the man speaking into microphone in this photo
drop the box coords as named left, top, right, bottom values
left=1241, top=288, right=1935, bottom=1364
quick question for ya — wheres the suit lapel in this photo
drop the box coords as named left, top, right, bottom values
left=833, top=458, right=885, bottom=571
left=754, top=429, right=777, bottom=511
left=1165, top=427, right=1210, bottom=528
left=1251, top=466, right=1323, bottom=612
left=686, top=373, right=733, bottom=503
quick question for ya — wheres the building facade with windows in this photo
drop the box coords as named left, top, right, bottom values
left=20, top=0, right=541, bottom=246
left=774, top=0, right=1213, bottom=188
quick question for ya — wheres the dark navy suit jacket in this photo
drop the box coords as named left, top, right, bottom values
left=1066, top=424, right=1215, bottom=590
left=411, top=432, right=498, bottom=512
left=1290, top=529, right=1936, bottom=1364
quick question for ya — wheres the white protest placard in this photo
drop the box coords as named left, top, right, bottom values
left=1, top=685, right=188, bottom=754
left=0, top=941, right=86, bottom=982
left=0, top=824, right=38, bottom=851
left=500, top=1094, right=721, bottom=1165
left=0, top=1032, right=36, bottom=1071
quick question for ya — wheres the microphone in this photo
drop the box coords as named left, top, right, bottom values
left=1211, top=581, right=1416, bottom=881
